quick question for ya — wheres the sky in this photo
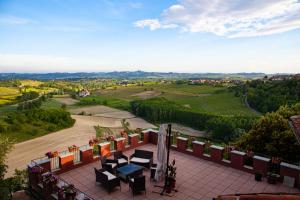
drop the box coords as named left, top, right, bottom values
left=0, top=0, right=300, bottom=74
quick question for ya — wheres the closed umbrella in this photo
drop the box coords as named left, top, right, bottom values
left=155, top=124, right=168, bottom=182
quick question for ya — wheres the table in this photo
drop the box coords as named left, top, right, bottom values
left=116, top=164, right=143, bottom=182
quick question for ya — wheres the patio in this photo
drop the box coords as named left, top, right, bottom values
left=59, top=144, right=300, bottom=200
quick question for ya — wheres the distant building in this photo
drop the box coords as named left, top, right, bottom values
left=78, top=89, right=90, bottom=97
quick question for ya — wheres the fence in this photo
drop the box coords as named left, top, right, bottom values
left=29, top=160, right=94, bottom=200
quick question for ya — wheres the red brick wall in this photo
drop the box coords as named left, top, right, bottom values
left=192, top=141, right=205, bottom=157
left=129, top=134, right=139, bottom=147
left=149, top=131, right=158, bottom=144
left=210, top=146, right=224, bottom=163
left=230, top=151, right=245, bottom=170
left=253, top=156, right=270, bottom=177
left=59, top=154, right=74, bottom=171
left=143, top=132, right=149, bottom=143
left=177, top=137, right=188, bottom=152
left=280, top=162, right=300, bottom=188
left=98, top=143, right=111, bottom=157
left=114, top=139, right=125, bottom=151
left=80, top=148, right=93, bottom=164
left=40, top=160, right=51, bottom=172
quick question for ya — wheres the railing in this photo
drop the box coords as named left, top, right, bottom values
left=51, top=157, right=60, bottom=171
left=73, top=149, right=81, bottom=164
left=30, top=159, right=95, bottom=200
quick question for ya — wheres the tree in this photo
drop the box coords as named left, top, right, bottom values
left=121, top=119, right=131, bottom=133
left=235, top=104, right=300, bottom=162
left=0, top=136, right=14, bottom=180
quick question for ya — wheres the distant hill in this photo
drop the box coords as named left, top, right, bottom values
left=0, top=71, right=267, bottom=80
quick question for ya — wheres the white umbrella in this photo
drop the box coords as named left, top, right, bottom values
left=155, top=124, right=168, bottom=182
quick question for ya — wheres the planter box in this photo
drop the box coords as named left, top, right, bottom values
left=210, top=145, right=224, bottom=162
left=98, top=142, right=111, bottom=157
left=114, top=137, right=126, bottom=151
left=177, top=137, right=188, bottom=152
left=128, top=134, right=139, bottom=148
left=192, top=141, right=205, bottom=157
left=59, top=153, right=74, bottom=171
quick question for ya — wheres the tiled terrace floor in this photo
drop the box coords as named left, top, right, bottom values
left=59, top=144, right=300, bottom=200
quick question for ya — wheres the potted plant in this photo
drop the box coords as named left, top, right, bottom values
left=62, top=184, right=77, bottom=200
left=254, top=171, right=262, bottom=181
left=68, top=145, right=78, bottom=152
left=166, top=159, right=177, bottom=193
left=267, top=172, right=277, bottom=184
left=45, top=151, right=58, bottom=158
left=42, top=173, right=58, bottom=194
left=89, top=139, right=94, bottom=146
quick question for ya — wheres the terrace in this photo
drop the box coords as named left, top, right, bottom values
left=28, top=129, right=300, bottom=200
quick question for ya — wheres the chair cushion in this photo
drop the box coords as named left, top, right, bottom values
left=106, top=163, right=117, bottom=168
left=102, top=171, right=116, bottom=180
left=131, top=157, right=150, bottom=163
left=118, top=158, right=127, bottom=164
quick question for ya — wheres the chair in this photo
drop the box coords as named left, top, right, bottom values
left=94, top=168, right=121, bottom=193
left=150, top=163, right=157, bottom=181
left=101, top=156, right=117, bottom=174
left=114, top=151, right=128, bottom=167
left=129, top=175, right=146, bottom=195
left=130, top=149, right=153, bottom=169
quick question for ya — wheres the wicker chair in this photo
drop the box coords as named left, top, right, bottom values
left=94, top=168, right=121, bottom=193
left=113, top=151, right=129, bottom=167
left=129, top=175, right=146, bottom=196
left=101, top=156, right=117, bottom=174
left=130, top=149, right=153, bottom=169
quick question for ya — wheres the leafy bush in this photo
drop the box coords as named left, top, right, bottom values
left=235, top=103, right=300, bottom=162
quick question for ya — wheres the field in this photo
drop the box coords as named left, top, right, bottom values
left=83, top=84, right=258, bottom=116
left=0, top=87, right=20, bottom=105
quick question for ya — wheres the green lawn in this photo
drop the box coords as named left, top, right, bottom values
left=41, top=99, right=63, bottom=109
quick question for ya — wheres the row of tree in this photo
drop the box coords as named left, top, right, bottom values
left=130, top=97, right=257, bottom=143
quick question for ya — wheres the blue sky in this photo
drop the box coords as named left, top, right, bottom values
left=0, top=0, right=300, bottom=73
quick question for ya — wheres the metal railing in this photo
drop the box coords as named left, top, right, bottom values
left=30, top=159, right=95, bottom=200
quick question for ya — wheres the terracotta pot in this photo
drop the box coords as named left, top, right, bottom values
left=169, top=178, right=176, bottom=188
left=65, top=191, right=76, bottom=200
left=166, top=186, right=172, bottom=194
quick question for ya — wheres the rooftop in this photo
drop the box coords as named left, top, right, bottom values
left=59, top=144, right=299, bottom=200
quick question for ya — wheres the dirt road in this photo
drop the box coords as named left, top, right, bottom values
left=5, top=106, right=156, bottom=177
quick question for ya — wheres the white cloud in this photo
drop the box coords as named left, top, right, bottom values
left=134, top=0, right=300, bottom=37
left=134, top=19, right=178, bottom=30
